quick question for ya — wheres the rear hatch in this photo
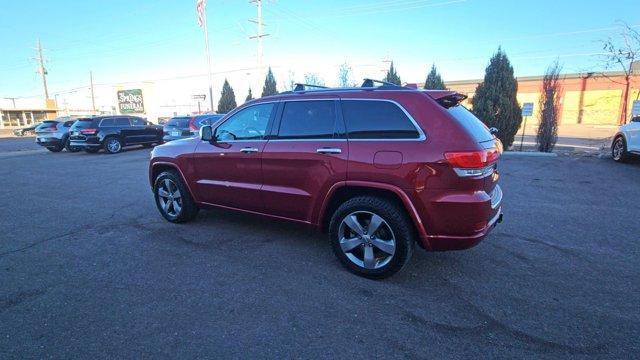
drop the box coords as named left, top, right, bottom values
left=69, top=118, right=98, bottom=141
left=35, top=121, right=59, bottom=138
left=163, top=117, right=193, bottom=137
left=445, top=104, right=501, bottom=195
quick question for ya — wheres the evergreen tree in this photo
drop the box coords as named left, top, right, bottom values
left=536, top=60, right=561, bottom=152
left=261, top=67, right=278, bottom=97
left=217, top=79, right=237, bottom=113
left=383, top=61, right=401, bottom=85
left=245, top=88, right=254, bottom=102
left=424, top=64, right=446, bottom=90
left=471, top=48, right=522, bottom=148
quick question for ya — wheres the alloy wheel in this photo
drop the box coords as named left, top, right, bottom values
left=157, top=179, right=183, bottom=217
left=337, top=211, right=396, bottom=270
left=612, top=138, right=624, bottom=160
left=107, top=139, right=121, bottom=153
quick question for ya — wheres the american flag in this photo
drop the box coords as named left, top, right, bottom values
left=196, top=0, right=206, bottom=27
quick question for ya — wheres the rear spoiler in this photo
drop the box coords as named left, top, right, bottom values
left=425, top=91, right=468, bottom=109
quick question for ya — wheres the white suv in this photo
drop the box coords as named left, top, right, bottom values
left=612, top=116, right=640, bottom=162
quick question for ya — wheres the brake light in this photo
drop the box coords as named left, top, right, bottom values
left=444, top=148, right=501, bottom=177
left=189, top=117, right=198, bottom=132
left=80, top=128, right=97, bottom=135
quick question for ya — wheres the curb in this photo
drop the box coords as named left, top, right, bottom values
left=502, top=151, right=558, bottom=157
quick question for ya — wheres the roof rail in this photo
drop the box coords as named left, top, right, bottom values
left=293, top=83, right=329, bottom=91
left=361, top=78, right=403, bottom=88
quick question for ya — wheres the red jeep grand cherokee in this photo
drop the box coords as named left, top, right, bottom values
left=149, top=80, right=503, bottom=278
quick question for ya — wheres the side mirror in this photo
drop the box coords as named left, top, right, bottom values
left=200, top=125, right=213, bottom=141
left=489, top=127, right=499, bottom=135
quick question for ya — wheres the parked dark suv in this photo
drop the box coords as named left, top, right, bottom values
left=70, top=115, right=163, bottom=154
left=149, top=80, right=503, bottom=278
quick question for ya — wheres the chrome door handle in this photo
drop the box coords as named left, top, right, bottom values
left=240, top=147, right=259, bottom=154
left=316, top=147, right=342, bottom=154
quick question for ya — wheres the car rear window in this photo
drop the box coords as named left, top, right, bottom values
left=167, top=117, right=190, bottom=128
left=72, top=119, right=97, bottom=129
left=38, top=121, right=58, bottom=130
left=278, top=100, right=337, bottom=139
left=447, top=105, right=493, bottom=142
left=341, top=100, right=420, bottom=139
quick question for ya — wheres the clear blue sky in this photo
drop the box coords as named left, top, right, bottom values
left=1, top=0, right=638, bottom=99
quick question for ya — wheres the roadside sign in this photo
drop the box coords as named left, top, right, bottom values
left=522, top=102, right=534, bottom=117
left=117, top=89, right=144, bottom=114
left=632, top=100, right=640, bottom=116
left=192, top=94, right=207, bottom=101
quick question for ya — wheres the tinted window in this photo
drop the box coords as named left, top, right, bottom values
left=216, top=103, right=274, bottom=141
left=448, top=105, right=493, bottom=142
left=341, top=100, right=420, bottom=139
left=130, top=117, right=145, bottom=126
left=167, top=117, right=190, bottom=128
left=115, top=117, right=131, bottom=126
left=100, top=118, right=116, bottom=127
left=278, top=100, right=336, bottom=139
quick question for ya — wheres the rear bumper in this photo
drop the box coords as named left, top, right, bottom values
left=414, top=185, right=503, bottom=251
left=70, top=136, right=101, bottom=147
left=36, top=137, right=63, bottom=147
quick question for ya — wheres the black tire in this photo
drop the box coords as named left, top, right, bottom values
left=46, top=144, right=64, bottom=152
left=612, top=136, right=629, bottom=163
left=329, top=196, right=415, bottom=279
left=154, top=170, right=199, bottom=223
left=64, top=137, right=81, bottom=152
left=104, top=137, right=123, bottom=154
left=85, top=147, right=100, bottom=153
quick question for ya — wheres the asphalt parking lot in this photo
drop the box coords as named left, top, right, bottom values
left=1, top=138, right=639, bottom=359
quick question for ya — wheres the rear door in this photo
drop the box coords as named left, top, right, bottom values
left=261, top=99, right=347, bottom=222
left=627, top=117, right=640, bottom=152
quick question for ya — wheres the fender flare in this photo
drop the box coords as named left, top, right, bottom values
left=317, top=180, right=431, bottom=250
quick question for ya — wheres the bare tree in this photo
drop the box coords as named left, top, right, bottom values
left=537, top=60, right=562, bottom=152
left=602, top=23, right=640, bottom=124
left=303, top=73, right=325, bottom=86
left=338, top=63, right=355, bottom=87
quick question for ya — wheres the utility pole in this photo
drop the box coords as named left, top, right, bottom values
left=36, top=39, right=50, bottom=100
left=90, top=71, right=96, bottom=113
left=249, top=0, right=269, bottom=84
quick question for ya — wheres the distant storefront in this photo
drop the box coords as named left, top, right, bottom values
left=0, top=109, right=57, bottom=128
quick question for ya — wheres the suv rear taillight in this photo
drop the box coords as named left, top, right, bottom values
left=444, top=148, right=500, bottom=177
left=80, top=128, right=97, bottom=135
left=188, top=117, right=198, bottom=132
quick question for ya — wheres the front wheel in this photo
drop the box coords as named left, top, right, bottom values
left=612, top=136, right=629, bottom=162
left=329, top=196, right=415, bottom=279
left=104, top=137, right=123, bottom=154
left=64, top=138, right=81, bottom=152
left=154, top=171, right=199, bottom=223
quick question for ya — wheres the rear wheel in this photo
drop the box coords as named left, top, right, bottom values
left=46, top=144, right=63, bottom=152
left=612, top=136, right=629, bottom=162
left=154, top=171, right=199, bottom=223
left=329, top=196, right=415, bottom=279
left=104, top=137, right=123, bottom=154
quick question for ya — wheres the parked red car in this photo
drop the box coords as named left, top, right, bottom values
left=149, top=80, right=503, bottom=278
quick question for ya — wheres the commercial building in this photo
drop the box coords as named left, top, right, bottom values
left=0, top=108, right=57, bottom=128
left=438, top=70, right=639, bottom=126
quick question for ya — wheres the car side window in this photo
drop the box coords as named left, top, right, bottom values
left=100, top=118, right=116, bottom=127
left=131, top=117, right=145, bottom=126
left=341, top=100, right=420, bottom=139
left=277, top=100, right=337, bottom=139
left=115, top=117, right=131, bottom=126
left=215, top=103, right=274, bottom=141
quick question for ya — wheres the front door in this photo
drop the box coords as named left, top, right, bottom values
left=261, top=99, right=348, bottom=222
left=192, top=102, right=276, bottom=212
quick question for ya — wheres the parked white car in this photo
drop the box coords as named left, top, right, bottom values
left=612, top=116, right=640, bottom=162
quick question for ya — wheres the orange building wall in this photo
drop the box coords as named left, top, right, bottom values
left=441, top=73, right=640, bottom=125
